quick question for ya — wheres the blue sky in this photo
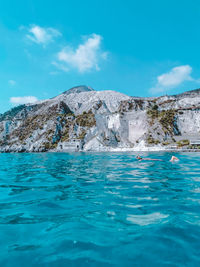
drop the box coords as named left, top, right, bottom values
left=0, top=0, right=200, bottom=112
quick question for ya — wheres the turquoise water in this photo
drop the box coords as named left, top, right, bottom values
left=0, top=152, right=200, bottom=266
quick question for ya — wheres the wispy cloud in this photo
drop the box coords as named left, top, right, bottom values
left=26, top=25, right=61, bottom=46
left=150, top=65, right=193, bottom=94
left=10, top=96, right=38, bottom=105
left=51, top=61, right=69, bottom=72
left=8, top=80, right=16, bottom=86
left=54, top=33, right=107, bottom=73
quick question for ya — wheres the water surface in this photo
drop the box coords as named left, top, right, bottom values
left=0, top=152, right=200, bottom=266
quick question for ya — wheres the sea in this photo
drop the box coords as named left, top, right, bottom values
left=0, top=152, right=200, bottom=266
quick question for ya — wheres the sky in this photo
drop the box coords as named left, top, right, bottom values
left=0, top=0, right=200, bottom=112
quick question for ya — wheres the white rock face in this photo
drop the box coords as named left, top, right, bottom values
left=56, top=90, right=130, bottom=114
left=84, top=136, right=107, bottom=151
left=1, top=85, right=200, bottom=152
left=178, top=96, right=200, bottom=108
left=177, top=110, right=200, bottom=134
left=107, top=114, right=120, bottom=130
left=128, top=111, right=147, bottom=143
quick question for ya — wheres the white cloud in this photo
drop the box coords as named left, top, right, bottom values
left=52, top=61, right=69, bottom=72
left=10, top=96, right=38, bottom=105
left=8, top=80, right=16, bottom=86
left=55, top=33, right=107, bottom=73
left=26, top=25, right=61, bottom=45
left=150, top=65, right=193, bottom=94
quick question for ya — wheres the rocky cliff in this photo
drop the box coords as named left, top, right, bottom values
left=1, top=85, right=200, bottom=152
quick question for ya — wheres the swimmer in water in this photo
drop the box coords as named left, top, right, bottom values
left=136, top=155, right=179, bottom=162
left=170, top=156, right=179, bottom=162
left=136, top=155, right=163, bottom=161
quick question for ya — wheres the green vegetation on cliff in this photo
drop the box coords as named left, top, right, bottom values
left=147, top=107, right=176, bottom=135
left=76, top=110, right=96, bottom=127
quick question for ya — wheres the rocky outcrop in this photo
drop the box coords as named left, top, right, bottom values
left=1, top=85, right=200, bottom=152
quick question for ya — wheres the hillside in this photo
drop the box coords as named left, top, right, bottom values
left=0, top=86, right=200, bottom=152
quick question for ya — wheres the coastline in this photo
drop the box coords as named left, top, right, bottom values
left=1, top=148, right=200, bottom=153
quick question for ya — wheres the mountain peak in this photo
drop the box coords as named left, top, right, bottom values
left=62, top=85, right=95, bottom=96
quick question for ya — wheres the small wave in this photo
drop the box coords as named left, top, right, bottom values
left=127, top=212, right=169, bottom=226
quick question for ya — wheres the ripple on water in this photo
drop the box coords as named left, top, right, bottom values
left=127, top=212, right=169, bottom=226
left=0, top=152, right=199, bottom=266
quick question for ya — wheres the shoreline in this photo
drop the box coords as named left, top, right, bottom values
left=1, top=148, right=200, bottom=153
